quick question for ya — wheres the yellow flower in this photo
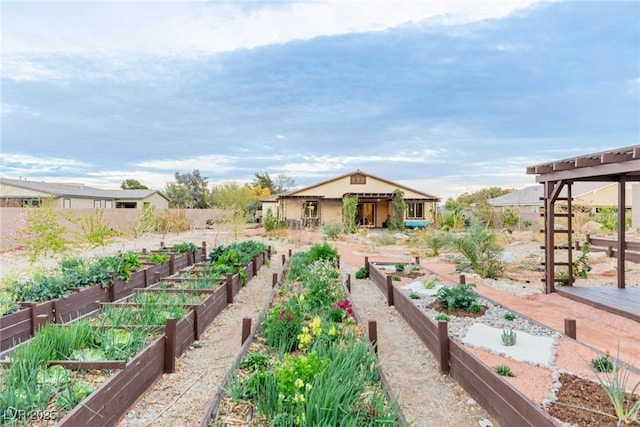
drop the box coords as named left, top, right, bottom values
left=328, top=325, right=337, bottom=337
left=295, top=378, right=304, bottom=389
left=305, top=383, right=312, bottom=392
left=293, top=393, right=305, bottom=403
left=299, top=294, right=305, bottom=302
left=311, top=316, right=322, bottom=336
left=605, top=349, right=611, bottom=357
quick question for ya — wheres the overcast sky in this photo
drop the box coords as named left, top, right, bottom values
left=1, top=0, right=638, bottom=201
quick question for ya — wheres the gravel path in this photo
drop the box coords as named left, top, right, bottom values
left=342, top=263, right=496, bottom=427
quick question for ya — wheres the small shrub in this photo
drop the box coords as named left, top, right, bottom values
left=147, top=252, right=169, bottom=264
left=590, top=351, right=614, bottom=373
left=322, top=220, right=343, bottom=240
left=424, top=229, right=451, bottom=257
left=391, top=274, right=401, bottom=282
left=172, top=242, right=199, bottom=254
left=409, top=291, right=421, bottom=300
left=501, top=329, right=517, bottom=346
left=370, top=232, right=396, bottom=246
left=495, top=365, right=515, bottom=377
left=355, top=267, right=369, bottom=279
left=422, top=278, right=438, bottom=289
left=467, top=302, right=482, bottom=314
left=434, top=313, right=450, bottom=322
left=435, top=283, right=479, bottom=311
left=395, top=263, right=405, bottom=272
left=503, top=312, right=516, bottom=321
left=450, top=219, right=503, bottom=279
left=307, top=242, right=339, bottom=264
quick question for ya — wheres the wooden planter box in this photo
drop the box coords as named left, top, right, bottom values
left=366, top=259, right=558, bottom=427
left=200, top=270, right=407, bottom=426
left=0, top=257, right=177, bottom=352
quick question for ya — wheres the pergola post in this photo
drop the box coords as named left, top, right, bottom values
left=618, top=176, right=626, bottom=289
left=544, top=181, right=556, bottom=293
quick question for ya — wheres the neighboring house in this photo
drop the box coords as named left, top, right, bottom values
left=261, top=170, right=440, bottom=228
left=488, top=182, right=632, bottom=227
left=0, top=177, right=169, bottom=209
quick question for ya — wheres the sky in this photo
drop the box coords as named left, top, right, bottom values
left=1, top=0, right=639, bottom=201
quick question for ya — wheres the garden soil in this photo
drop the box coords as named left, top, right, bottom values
left=1, top=225, right=639, bottom=427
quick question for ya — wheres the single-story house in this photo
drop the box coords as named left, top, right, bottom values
left=0, top=177, right=169, bottom=209
left=261, top=170, right=440, bottom=228
left=488, top=182, right=632, bottom=229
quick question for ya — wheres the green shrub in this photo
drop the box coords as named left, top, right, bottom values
left=322, top=220, right=343, bottom=240
left=307, top=242, right=339, bottom=264
left=495, top=365, right=515, bottom=377
left=355, top=266, right=369, bottom=279
left=450, top=219, right=503, bottom=278
left=262, top=300, right=304, bottom=353
left=172, top=242, right=199, bottom=254
left=435, top=283, right=479, bottom=311
left=434, top=313, right=450, bottom=322
left=423, top=229, right=451, bottom=257
left=409, top=291, right=421, bottom=300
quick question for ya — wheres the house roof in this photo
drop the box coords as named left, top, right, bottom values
left=0, top=177, right=168, bottom=201
left=488, top=182, right=614, bottom=206
left=278, top=170, right=440, bottom=201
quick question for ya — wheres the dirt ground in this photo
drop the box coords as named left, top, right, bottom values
left=1, top=225, right=638, bottom=426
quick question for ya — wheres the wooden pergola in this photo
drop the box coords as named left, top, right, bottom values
left=527, top=145, right=640, bottom=320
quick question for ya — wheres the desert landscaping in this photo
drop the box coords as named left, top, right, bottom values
left=1, top=222, right=638, bottom=426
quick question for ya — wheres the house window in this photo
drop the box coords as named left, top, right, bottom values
left=532, top=206, right=539, bottom=213
left=303, top=201, right=318, bottom=218
left=406, top=202, right=424, bottom=219
left=350, top=174, right=366, bottom=185
left=116, top=202, right=137, bottom=209
left=63, top=199, right=71, bottom=208
left=94, top=200, right=101, bottom=208
left=105, top=200, right=113, bottom=208
left=20, top=198, right=40, bottom=207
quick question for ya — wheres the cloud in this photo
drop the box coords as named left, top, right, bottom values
left=3, top=1, right=545, bottom=57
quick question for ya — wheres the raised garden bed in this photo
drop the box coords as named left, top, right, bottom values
left=1, top=242, right=270, bottom=426
left=365, top=258, right=640, bottom=427
left=0, top=245, right=203, bottom=352
left=202, top=243, right=405, bottom=426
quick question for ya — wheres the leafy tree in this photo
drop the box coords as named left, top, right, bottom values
left=10, top=199, right=75, bottom=263
left=252, top=172, right=295, bottom=195
left=450, top=187, right=515, bottom=227
left=120, top=179, right=148, bottom=190
left=164, top=182, right=192, bottom=208
left=500, top=207, right=520, bottom=231
left=273, top=174, right=295, bottom=194
left=174, top=169, right=210, bottom=208
left=211, top=183, right=260, bottom=240
left=252, top=172, right=274, bottom=194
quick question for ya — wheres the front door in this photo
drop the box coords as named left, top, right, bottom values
left=357, top=202, right=375, bottom=226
